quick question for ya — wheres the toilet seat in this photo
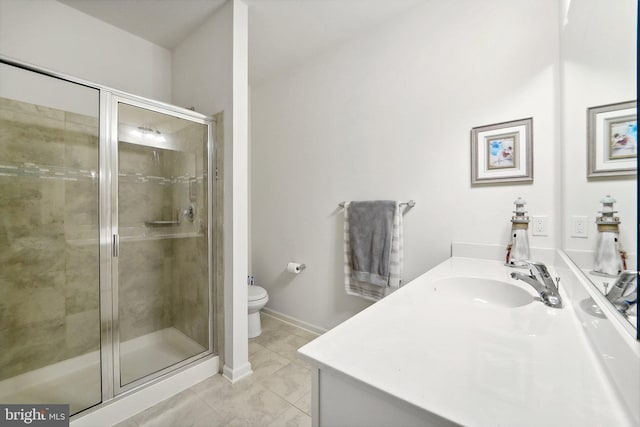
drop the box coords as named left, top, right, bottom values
left=248, top=285, right=267, bottom=302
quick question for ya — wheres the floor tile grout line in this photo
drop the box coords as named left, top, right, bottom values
left=188, top=382, right=230, bottom=424
left=253, top=348, right=312, bottom=409
left=292, top=399, right=312, bottom=417
left=288, top=403, right=312, bottom=418
left=260, top=386, right=298, bottom=424
left=250, top=320, right=314, bottom=418
left=256, top=362, right=296, bottom=404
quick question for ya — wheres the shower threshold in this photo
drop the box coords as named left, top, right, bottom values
left=0, top=327, right=206, bottom=415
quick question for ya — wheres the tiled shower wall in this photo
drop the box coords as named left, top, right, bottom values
left=0, top=97, right=100, bottom=380
left=171, top=124, right=209, bottom=349
left=117, top=142, right=176, bottom=342
left=117, top=124, right=209, bottom=349
left=0, top=98, right=211, bottom=380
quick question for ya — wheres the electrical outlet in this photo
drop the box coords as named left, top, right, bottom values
left=532, top=216, right=548, bottom=236
left=571, top=216, right=588, bottom=238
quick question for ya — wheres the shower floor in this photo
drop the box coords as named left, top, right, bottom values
left=0, top=327, right=206, bottom=415
left=120, top=327, right=207, bottom=385
left=0, top=352, right=101, bottom=415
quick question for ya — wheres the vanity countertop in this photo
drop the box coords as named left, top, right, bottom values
left=298, top=257, right=634, bottom=426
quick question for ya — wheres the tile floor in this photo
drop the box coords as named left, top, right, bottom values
left=114, top=314, right=319, bottom=427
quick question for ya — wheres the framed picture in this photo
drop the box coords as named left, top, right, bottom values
left=471, top=118, right=533, bottom=185
left=587, top=100, right=637, bottom=178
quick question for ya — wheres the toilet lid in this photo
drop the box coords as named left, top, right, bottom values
left=248, top=285, right=267, bottom=301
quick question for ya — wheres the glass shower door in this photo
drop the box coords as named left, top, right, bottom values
left=114, top=100, right=211, bottom=389
left=0, top=62, right=102, bottom=415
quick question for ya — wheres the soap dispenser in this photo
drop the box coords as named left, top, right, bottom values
left=506, top=197, right=530, bottom=268
left=592, top=195, right=626, bottom=277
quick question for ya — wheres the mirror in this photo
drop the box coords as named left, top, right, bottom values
left=561, top=0, right=637, bottom=334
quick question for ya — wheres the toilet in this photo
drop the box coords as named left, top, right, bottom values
left=248, top=285, right=269, bottom=338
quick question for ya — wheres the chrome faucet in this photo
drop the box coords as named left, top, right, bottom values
left=510, top=260, right=563, bottom=308
left=606, top=270, right=637, bottom=315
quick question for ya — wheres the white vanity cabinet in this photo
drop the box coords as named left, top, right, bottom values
left=310, top=367, right=458, bottom=427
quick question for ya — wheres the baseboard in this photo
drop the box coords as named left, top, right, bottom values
left=262, top=308, right=327, bottom=335
left=222, top=362, right=253, bottom=383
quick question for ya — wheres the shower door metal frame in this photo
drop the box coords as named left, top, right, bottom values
left=1, top=57, right=105, bottom=414
left=0, top=54, right=216, bottom=406
left=99, top=89, right=115, bottom=401
left=108, top=94, right=215, bottom=397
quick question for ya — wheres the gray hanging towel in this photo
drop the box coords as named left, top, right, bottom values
left=347, top=200, right=396, bottom=287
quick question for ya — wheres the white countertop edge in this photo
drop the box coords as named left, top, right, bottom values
left=298, top=254, right=636, bottom=427
left=555, top=249, right=640, bottom=424
left=556, top=249, right=639, bottom=350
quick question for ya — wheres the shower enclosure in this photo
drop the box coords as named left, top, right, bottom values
left=0, top=59, right=215, bottom=416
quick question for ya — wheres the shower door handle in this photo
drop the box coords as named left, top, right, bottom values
left=112, top=234, right=119, bottom=257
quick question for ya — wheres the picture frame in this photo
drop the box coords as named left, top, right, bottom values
left=471, top=117, right=533, bottom=185
left=587, top=100, right=637, bottom=178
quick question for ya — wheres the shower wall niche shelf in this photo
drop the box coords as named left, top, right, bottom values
left=145, top=220, right=180, bottom=227
left=120, top=232, right=204, bottom=243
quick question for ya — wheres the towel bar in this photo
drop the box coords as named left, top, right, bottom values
left=338, top=200, right=416, bottom=208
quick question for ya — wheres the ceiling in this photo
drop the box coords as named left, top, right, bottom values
left=58, top=0, right=422, bottom=84
left=58, top=0, right=227, bottom=49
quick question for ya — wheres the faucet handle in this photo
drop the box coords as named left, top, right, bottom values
left=511, top=259, right=541, bottom=268
left=511, top=259, right=545, bottom=277
left=510, top=259, right=531, bottom=269
left=522, top=260, right=548, bottom=270
left=529, top=260, right=552, bottom=278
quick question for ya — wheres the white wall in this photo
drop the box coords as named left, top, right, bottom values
left=250, top=0, right=560, bottom=330
left=561, top=0, right=637, bottom=268
left=0, top=0, right=172, bottom=102
left=172, top=0, right=251, bottom=382
left=0, top=61, right=98, bottom=117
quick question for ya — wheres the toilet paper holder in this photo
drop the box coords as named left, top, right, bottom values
left=287, top=262, right=306, bottom=273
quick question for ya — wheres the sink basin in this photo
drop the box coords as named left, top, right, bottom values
left=431, top=277, right=534, bottom=308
